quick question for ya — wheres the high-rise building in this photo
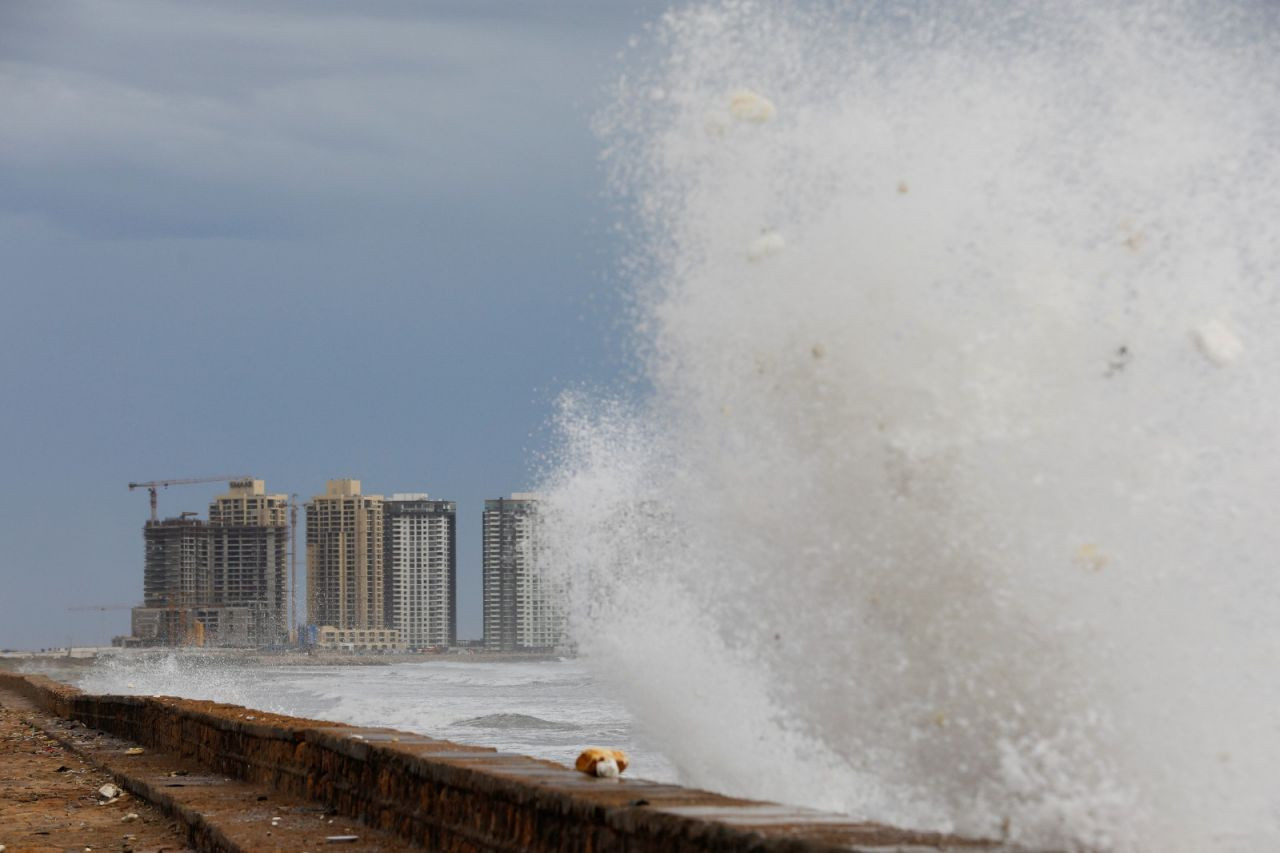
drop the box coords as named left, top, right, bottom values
left=133, top=517, right=210, bottom=645
left=131, top=478, right=292, bottom=647
left=384, top=494, right=456, bottom=649
left=209, top=478, right=288, bottom=527
left=482, top=493, right=564, bottom=652
left=141, top=517, right=209, bottom=610
left=306, top=479, right=385, bottom=631
left=206, top=478, right=289, bottom=646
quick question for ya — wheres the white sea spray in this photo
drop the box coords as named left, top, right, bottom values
left=539, top=2, right=1280, bottom=848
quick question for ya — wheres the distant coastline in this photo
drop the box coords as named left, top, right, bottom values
left=0, top=646, right=569, bottom=673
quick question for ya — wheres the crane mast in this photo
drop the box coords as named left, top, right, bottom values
left=290, top=493, right=299, bottom=640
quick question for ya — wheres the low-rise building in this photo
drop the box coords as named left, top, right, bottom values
left=314, top=626, right=404, bottom=652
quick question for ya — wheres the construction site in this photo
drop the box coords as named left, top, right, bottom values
left=123, top=476, right=299, bottom=649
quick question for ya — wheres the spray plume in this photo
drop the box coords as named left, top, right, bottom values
left=539, top=2, right=1280, bottom=849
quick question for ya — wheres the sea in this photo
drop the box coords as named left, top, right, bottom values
left=44, top=651, right=678, bottom=783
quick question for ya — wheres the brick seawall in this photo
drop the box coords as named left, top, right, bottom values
left=0, top=670, right=989, bottom=851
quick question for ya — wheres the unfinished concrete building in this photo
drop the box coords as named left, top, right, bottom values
left=306, top=479, right=387, bottom=632
left=384, top=494, right=456, bottom=650
left=132, top=517, right=210, bottom=645
left=131, top=479, right=291, bottom=647
left=206, top=479, right=290, bottom=646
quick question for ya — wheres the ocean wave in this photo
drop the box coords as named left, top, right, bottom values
left=452, top=713, right=580, bottom=732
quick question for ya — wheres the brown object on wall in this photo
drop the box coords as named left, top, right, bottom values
left=575, top=746, right=629, bottom=777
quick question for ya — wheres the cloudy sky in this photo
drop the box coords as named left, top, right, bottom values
left=0, top=0, right=662, bottom=647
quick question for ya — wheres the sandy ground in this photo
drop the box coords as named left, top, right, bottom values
left=0, top=700, right=188, bottom=853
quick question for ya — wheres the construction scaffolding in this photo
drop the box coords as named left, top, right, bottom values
left=130, top=476, right=290, bottom=648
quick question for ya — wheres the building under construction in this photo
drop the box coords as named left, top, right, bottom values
left=131, top=479, right=290, bottom=647
left=131, top=516, right=210, bottom=645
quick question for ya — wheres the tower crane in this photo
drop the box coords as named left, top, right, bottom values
left=127, top=475, right=252, bottom=522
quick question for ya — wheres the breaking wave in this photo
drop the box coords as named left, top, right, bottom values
left=539, top=2, right=1280, bottom=849
left=453, top=713, right=581, bottom=731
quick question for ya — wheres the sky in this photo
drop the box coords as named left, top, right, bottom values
left=0, top=0, right=663, bottom=647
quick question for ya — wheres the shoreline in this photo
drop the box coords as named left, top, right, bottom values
left=2, top=645, right=569, bottom=671
left=0, top=668, right=994, bottom=851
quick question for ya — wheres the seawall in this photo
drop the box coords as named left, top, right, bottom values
left=0, top=670, right=989, bottom=851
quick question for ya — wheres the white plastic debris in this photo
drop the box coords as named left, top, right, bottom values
left=121, top=812, right=139, bottom=823
left=729, top=89, right=776, bottom=123
left=97, top=783, right=122, bottom=802
left=1192, top=319, right=1243, bottom=366
left=747, top=231, right=786, bottom=261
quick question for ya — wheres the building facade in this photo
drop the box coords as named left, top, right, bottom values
left=141, top=517, right=209, bottom=611
left=314, top=626, right=404, bottom=652
left=482, top=493, right=565, bottom=652
left=206, top=479, right=289, bottom=646
left=131, top=479, right=292, bottom=647
left=133, top=517, right=210, bottom=645
left=306, top=479, right=385, bottom=630
left=384, top=494, right=456, bottom=650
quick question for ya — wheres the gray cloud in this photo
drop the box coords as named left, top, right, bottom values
left=0, top=0, right=645, bottom=238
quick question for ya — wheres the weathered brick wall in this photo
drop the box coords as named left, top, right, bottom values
left=1, top=671, right=78, bottom=717
left=0, top=670, right=984, bottom=852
